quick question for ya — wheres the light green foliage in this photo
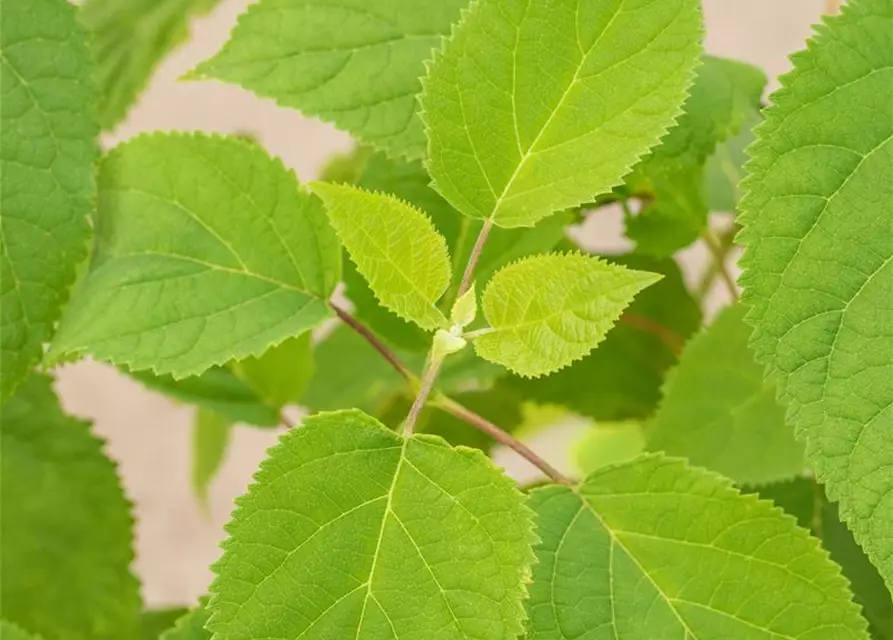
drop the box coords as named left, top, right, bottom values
left=82, top=0, right=222, bottom=129
left=141, top=608, right=189, bottom=640
left=312, top=183, right=451, bottom=330
left=648, top=303, right=804, bottom=484
left=526, top=454, right=869, bottom=639
left=188, top=0, right=467, bottom=158
left=573, top=421, right=645, bottom=476
left=451, top=283, right=477, bottom=328
left=207, top=410, right=535, bottom=639
left=626, top=55, right=766, bottom=255
left=505, top=254, right=701, bottom=421
left=475, top=253, right=661, bottom=377
left=130, top=366, right=279, bottom=426
left=704, top=111, right=761, bottom=213
left=50, top=133, right=340, bottom=378
left=231, top=332, right=314, bottom=409
left=159, top=600, right=210, bottom=640
left=0, top=622, right=41, bottom=640
left=0, top=0, right=98, bottom=399
left=0, top=375, right=140, bottom=639
left=754, top=479, right=893, bottom=638
left=192, top=409, right=232, bottom=505
left=738, top=0, right=893, bottom=584
left=422, top=0, right=703, bottom=228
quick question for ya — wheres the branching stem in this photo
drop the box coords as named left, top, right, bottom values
left=403, top=354, right=443, bottom=435
left=702, top=228, right=739, bottom=301
left=329, top=301, right=415, bottom=382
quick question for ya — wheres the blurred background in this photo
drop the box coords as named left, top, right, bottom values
left=54, top=0, right=832, bottom=608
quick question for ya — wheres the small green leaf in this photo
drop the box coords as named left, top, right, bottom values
left=140, top=608, right=189, bottom=640
left=82, top=0, right=223, bottom=129
left=0, top=622, right=42, bottom=640
left=188, top=0, right=468, bottom=158
left=1, top=375, right=140, bottom=639
left=422, top=0, right=703, bottom=228
left=129, top=366, right=279, bottom=427
left=505, top=254, right=702, bottom=421
left=0, top=0, right=99, bottom=398
left=738, top=0, right=893, bottom=584
left=572, top=421, right=645, bottom=476
left=207, top=410, right=536, bottom=639
left=450, top=283, right=477, bottom=328
left=231, top=332, right=314, bottom=409
left=432, top=328, right=467, bottom=359
left=647, top=303, right=805, bottom=484
left=50, top=133, right=340, bottom=378
left=312, top=182, right=451, bottom=330
left=159, top=599, right=210, bottom=640
left=526, top=455, right=869, bottom=638
left=192, top=409, right=232, bottom=505
left=475, top=253, right=661, bottom=377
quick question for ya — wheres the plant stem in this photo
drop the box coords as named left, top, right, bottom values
left=329, top=301, right=414, bottom=382
left=279, top=411, right=295, bottom=428
left=457, top=219, right=494, bottom=297
left=403, top=354, right=444, bottom=435
left=702, top=228, right=739, bottom=301
left=435, top=396, right=571, bottom=485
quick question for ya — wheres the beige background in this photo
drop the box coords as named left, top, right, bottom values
left=54, top=0, right=830, bottom=608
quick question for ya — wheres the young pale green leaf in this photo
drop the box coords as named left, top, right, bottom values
left=572, top=421, right=645, bottom=476
left=526, top=454, right=869, bottom=639
left=648, top=303, right=805, bottom=484
left=0, top=0, right=98, bottom=399
left=231, top=332, right=314, bottom=409
left=475, top=254, right=661, bottom=377
left=188, top=0, right=467, bottom=158
left=140, top=608, right=190, bottom=640
left=207, top=409, right=536, bottom=639
left=82, top=0, right=222, bottom=130
left=0, top=375, right=140, bottom=639
left=159, top=599, right=210, bottom=640
left=421, top=0, right=703, bottom=228
left=49, top=133, right=340, bottom=378
left=0, top=622, right=41, bottom=640
left=451, top=283, right=477, bottom=328
left=192, top=409, right=232, bottom=505
left=312, top=183, right=451, bottom=330
left=129, top=366, right=279, bottom=427
left=626, top=55, right=767, bottom=255
left=505, top=254, right=701, bottom=421
left=738, top=0, right=893, bottom=585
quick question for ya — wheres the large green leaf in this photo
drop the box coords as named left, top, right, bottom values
left=0, top=622, right=41, bottom=640
left=82, top=0, right=222, bottom=129
left=505, top=254, right=701, bottom=422
left=526, top=455, right=868, bottom=638
left=421, top=0, right=702, bottom=228
left=188, top=0, right=468, bottom=158
left=207, top=410, right=535, bottom=639
left=648, top=303, right=805, bottom=484
left=475, top=253, right=660, bottom=377
left=0, top=375, right=140, bottom=639
left=0, top=0, right=98, bottom=399
left=626, top=55, right=766, bottom=256
left=129, top=366, right=279, bottom=426
left=738, top=0, right=893, bottom=585
left=50, top=133, right=341, bottom=378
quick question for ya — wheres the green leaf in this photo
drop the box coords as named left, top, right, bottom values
left=129, top=366, right=279, bottom=427
left=318, top=146, right=374, bottom=184
left=231, top=332, right=314, bottom=409
left=140, top=608, right=189, bottom=640
left=647, top=303, right=805, bottom=484
left=754, top=479, right=893, bottom=639
left=526, top=454, right=869, bottom=639
left=0, top=0, right=98, bottom=399
left=625, top=55, right=767, bottom=255
left=0, top=374, right=140, bottom=639
left=505, top=254, right=701, bottom=421
left=207, top=409, right=535, bottom=639
left=192, top=409, right=232, bottom=505
left=49, top=133, right=341, bottom=378
left=421, top=0, right=703, bottom=228
left=704, top=110, right=761, bottom=213
left=572, top=421, right=645, bottom=476
left=0, top=622, right=42, bottom=640
left=738, top=0, right=893, bottom=585
left=82, top=0, right=223, bottom=130
left=188, top=0, right=468, bottom=158
left=312, top=182, right=451, bottom=331
left=475, top=253, right=661, bottom=377
left=159, top=599, right=210, bottom=640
